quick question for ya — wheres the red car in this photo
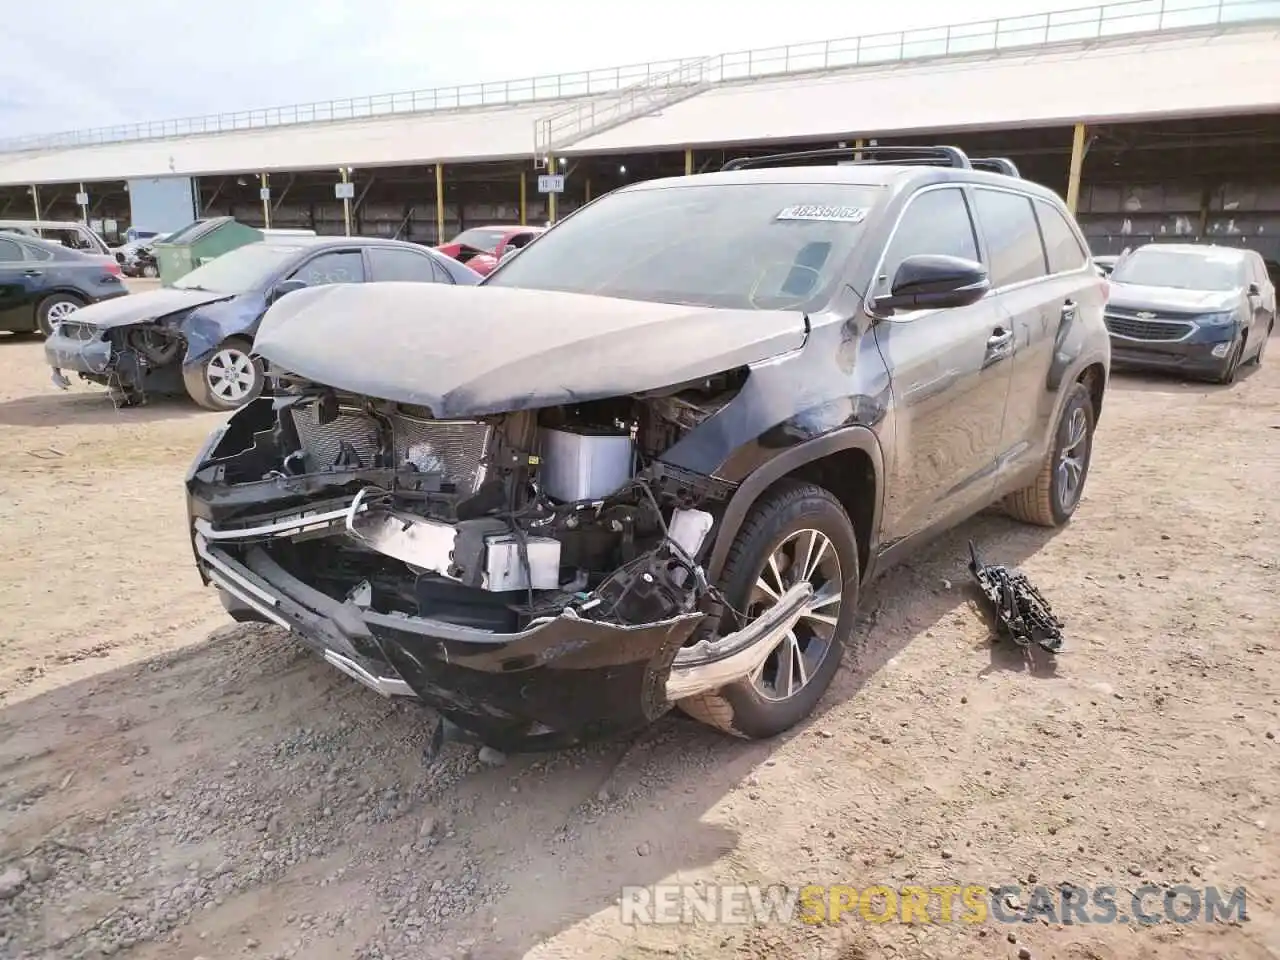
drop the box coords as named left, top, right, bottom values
left=436, top=225, right=545, bottom=276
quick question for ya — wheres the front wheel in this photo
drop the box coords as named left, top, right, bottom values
left=188, top=338, right=264, bottom=411
left=1212, top=336, right=1244, bottom=384
left=1003, top=380, right=1095, bottom=528
left=1247, top=321, right=1272, bottom=367
left=678, top=480, right=859, bottom=740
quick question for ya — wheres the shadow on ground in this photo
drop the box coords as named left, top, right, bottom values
left=0, top=389, right=206, bottom=428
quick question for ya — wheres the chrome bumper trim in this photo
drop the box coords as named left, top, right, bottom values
left=193, top=502, right=369, bottom=543
left=665, top=581, right=814, bottom=701
left=322, top=650, right=416, bottom=698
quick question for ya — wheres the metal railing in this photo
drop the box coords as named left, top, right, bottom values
left=1, top=0, right=1275, bottom=156
left=534, top=57, right=716, bottom=157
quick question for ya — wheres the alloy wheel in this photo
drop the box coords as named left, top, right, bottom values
left=1056, top=405, right=1089, bottom=513
left=205, top=349, right=257, bottom=404
left=747, top=528, right=844, bottom=702
left=45, top=300, right=79, bottom=326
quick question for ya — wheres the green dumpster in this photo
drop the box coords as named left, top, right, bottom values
left=153, top=217, right=263, bottom=285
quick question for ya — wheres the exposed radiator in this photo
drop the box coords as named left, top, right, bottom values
left=289, top=403, right=491, bottom=492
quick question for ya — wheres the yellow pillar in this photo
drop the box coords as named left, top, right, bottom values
left=585, top=179, right=591, bottom=203
left=547, top=155, right=557, bottom=224
left=1066, top=122, right=1087, bottom=215
left=519, top=171, right=527, bottom=226
left=854, top=138, right=863, bottom=161
left=340, top=167, right=351, bottom=237
left=260, top=173, right=271, bottom=229
left=435, top=163, right=445, bottom=243
left=685, top=148, right=693, bottom=176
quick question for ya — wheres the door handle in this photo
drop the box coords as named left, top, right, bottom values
left=987, top=328, right=1013, bottom=349
left=22, top=269, right=43, bottom=277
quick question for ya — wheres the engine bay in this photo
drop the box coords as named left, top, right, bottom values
left=192, top=368, right=749, bottom=634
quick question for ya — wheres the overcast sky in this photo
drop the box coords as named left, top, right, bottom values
left=4, top=0, right=1062, bottom=137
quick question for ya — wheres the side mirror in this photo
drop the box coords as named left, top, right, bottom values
left=1247, top=282, right=1260, bottom=296
left=270, top=278, right=307, bottom=302
left=872, top=254, right=990, bottom=315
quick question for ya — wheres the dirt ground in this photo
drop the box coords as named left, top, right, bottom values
left=0, top=295, right=1277, bottom=960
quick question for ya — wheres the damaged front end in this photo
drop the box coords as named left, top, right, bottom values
left=186, top=369, right=809, bottom=750
left=46, top=290, right=238, bottom=402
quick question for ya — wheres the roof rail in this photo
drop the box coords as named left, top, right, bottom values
left=970, top=157, right=1021, bottom=177
left=721, top=145, right=972, bottom=171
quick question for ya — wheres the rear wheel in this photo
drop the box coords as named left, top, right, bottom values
left=678, top=481, right=859, bottom=740
left=188, top=338, right=264, bottom=411
left=36, top=293, right=84, bottom=336
left=1003, top=380, right=1095, bottom=528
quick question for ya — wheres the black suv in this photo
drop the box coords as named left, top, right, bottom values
left=185, top=146, right=1110, bottom=752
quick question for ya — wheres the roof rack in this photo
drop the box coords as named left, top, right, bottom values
left=970, top=157, right=1021, bottom=177
left=721, top=145, right=972, bottom=171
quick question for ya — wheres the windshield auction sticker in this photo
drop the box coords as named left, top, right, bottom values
left=776, top=205, right=868, bottom=223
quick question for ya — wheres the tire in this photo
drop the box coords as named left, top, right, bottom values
left=35, top=293, right=85, bottom=337
left=188, top=337, right=264, bottom=412
left=1003, top=380, right=1095, bottom=528
left=141, top=263, right=159, bottom=279
left=678, top=480, right=860, bottom=740
left=1212, top=336, right=1244, bottom=384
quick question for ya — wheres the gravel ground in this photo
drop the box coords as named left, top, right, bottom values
left=0, top=308, right=1277, bottom=960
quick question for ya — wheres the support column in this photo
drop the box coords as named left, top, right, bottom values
left=1066, top=122, right=1087, bottom=215
left=435, top=163, right=445, bottom=243
left=547, top=155, right=557, bottom=224
left=30, top=184, right=41, bottom=221
left=340, top=167, right=352, bottom=236
left=77, top=182, right=89, bottom=224
left=854, top=138, right=864, bottom=161
left=519, top=170, right=527, bottom=226
left=260, top=173, right=271, bottom=229
left=685, top=148, right=693, bottom=176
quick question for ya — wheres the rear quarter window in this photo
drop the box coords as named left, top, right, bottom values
left=1034, top=200, right=1089, bottom=274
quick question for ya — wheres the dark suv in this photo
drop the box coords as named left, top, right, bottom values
left=184, top=146, right=1110, bottom=752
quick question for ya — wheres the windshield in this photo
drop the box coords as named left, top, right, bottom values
left=449, top=228, right=508, bottom=254
left=1111, top=248, right=1244, bottom=292
left=485, top=182, right=883, bottom=310
left=172, top=243, right=302, bottom=294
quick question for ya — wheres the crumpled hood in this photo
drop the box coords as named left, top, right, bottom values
left=70, top=287, right=235, bottom=330
left=252, top=282, right=808, bottom=417
left=1108, top=282, right=1238, bottom=314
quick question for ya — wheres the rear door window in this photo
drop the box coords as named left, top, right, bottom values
left=972, top=189, right=1048, bottom=287
left=879, top=187, right=980, bottom=292
left=1033, top=200, right=1089, bottom=274
left=293, top=250, right=366, bottom=286
left=368, top=247, right=450, bottom=283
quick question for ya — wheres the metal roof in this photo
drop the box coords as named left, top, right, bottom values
left=566, top=24, right=1280, bottom=155
left=0, top=101, right=558, bottom=186
left=1, top=0, right=1278, bottom=188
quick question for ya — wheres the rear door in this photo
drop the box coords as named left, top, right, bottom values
left=971, top=188, right=1095, bottom=478
left=871, top=185, right=1013, bottom=542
